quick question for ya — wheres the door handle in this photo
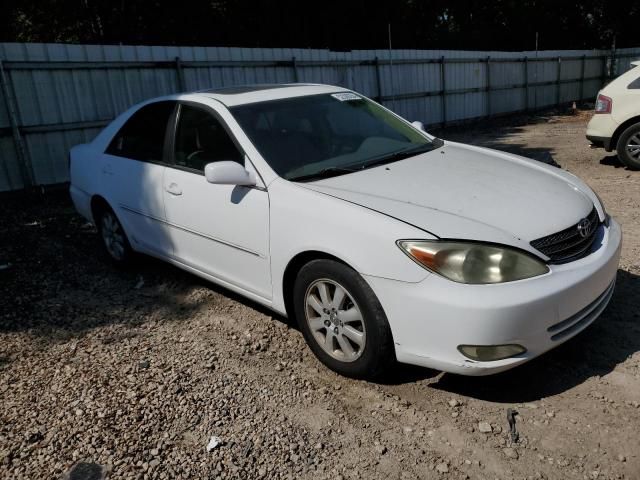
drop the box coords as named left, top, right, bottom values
left=166, top=182, right=183, bottom=196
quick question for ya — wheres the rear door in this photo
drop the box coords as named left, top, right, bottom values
left=102, top=101, right=176, bottom=256
left=162, top=102, right=271, bottom=300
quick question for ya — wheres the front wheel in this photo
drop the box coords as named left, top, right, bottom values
left=616, top=122, right=640, bottom=170
left=293, top=259, right=395, bottom=379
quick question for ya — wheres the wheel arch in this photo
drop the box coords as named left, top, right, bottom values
left=612, top=115, right=640, bottom=151
left=281, top=250, right=354, bottom=319
left=90, top=195, right=112, bottom=225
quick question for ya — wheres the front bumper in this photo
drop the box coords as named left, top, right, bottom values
left=364, top=219, right=622, bottom=375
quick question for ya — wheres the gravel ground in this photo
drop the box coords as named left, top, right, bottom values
left=1, top=110, right=639, bottom=480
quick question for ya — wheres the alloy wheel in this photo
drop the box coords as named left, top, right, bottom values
left=304, top=279, right=366, bottom=362
left=101, top=212, right=126, bottom=261
left=626, top=133, right=640, bottom=160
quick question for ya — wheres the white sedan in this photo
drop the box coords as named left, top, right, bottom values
left=69, top=84, right=622, bottom=378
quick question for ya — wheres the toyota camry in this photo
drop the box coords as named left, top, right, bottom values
left=69, top=84, right=622, bottom=379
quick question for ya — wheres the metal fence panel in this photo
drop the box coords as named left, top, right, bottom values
left=615, top=47, right=640, bottom=75
left=1, top=42, right=639, bottom=191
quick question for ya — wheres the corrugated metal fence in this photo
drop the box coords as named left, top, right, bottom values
left=1, top=42, right=640, bottom=192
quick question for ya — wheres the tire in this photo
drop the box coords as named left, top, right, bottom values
left=293, top=259, right=395, bottom=379
left=616, top=122, right=640, bottom=170
left=95, top=205, right=134, bottom=267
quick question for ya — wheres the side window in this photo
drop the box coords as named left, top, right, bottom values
left=629, top=76, right=640, bottom=89
left=174, top=104, right=243, bottom=172
left=106, top=101, right=175, bottom=162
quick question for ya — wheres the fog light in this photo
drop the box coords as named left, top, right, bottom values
left=458, top=344, right=527, bottom=361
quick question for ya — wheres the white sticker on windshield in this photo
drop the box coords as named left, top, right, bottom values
left=331, top=92, right=362, bottom=102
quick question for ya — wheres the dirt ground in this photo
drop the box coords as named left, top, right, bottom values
left=1, top=110, right=639, bottom=480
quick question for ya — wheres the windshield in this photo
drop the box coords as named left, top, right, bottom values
left=230, top=93, right=435, bottom=181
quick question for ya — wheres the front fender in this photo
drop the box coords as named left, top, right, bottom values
left=268, top=179, right=431, bottom=312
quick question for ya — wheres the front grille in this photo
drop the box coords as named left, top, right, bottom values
left=530, top=207, right=600, bottom=263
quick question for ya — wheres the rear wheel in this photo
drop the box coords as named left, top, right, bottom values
left=293, top=259, right=395, bottom=379
left=616, top=122, right=640, bottom=170
left=96, top=207, right=134, bottom=266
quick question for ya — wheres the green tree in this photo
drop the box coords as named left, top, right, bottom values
left=1, top=0, right=637, bottom=50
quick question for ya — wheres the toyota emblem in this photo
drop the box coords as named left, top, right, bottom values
left=576, top=218, right=593, bottom=238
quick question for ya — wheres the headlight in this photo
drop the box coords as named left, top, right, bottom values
left=397, top=240, right=549, bottom=284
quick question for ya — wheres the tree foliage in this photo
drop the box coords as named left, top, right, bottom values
left=1, top=0, right=638, bottom=50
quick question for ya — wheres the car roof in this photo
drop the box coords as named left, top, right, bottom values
left=632, top=61, right=640, bottom=67
left=190, top=83, right=351, bottom=107
left=198, top=84, right=297, bottom=95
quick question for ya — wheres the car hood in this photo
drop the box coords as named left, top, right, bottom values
left=300, top=141, right=597, bottom=254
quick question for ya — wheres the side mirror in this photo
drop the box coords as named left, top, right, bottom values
left=204, top=161, right=256, bottom=186
left=411, top=120, right=426, bottom=132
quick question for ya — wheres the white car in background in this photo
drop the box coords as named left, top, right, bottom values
left=70, top=84, right=621, bottom=379
left=587, top=60, right=640, bottom=169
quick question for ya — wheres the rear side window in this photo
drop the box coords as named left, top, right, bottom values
left=629, top=76, right=640, bottom=89
left=106, top=101, right=175, bottom=161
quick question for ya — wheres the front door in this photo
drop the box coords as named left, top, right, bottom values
left=162, top=102, right=271, bottom=300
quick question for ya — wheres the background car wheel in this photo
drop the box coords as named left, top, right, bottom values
left=293, top=259, right=395, bottom=379
left=616, top=122, right=640, bottom=170
left=96, top=206, right=134, bottom=267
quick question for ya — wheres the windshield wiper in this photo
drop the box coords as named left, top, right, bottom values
left=288, top=141, right=443, bottom=182
left=360, top=143, right=438, bottom=170
left=288, top=166, right=357, bottom=182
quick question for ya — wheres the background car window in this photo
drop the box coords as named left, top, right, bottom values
left=106, top=101, right=175, bottom=161
left=174, top=105, right=243, bottom=172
